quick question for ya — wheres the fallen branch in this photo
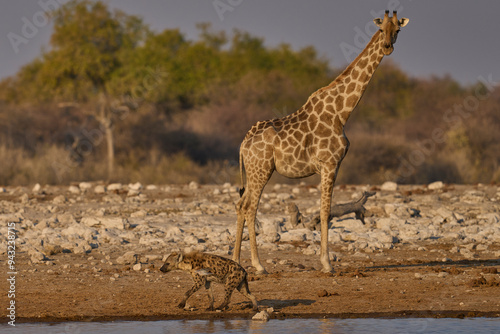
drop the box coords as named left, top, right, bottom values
left=287, top=191, right=375, bottom=231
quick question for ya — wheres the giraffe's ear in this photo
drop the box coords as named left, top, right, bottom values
left=373, top=18, right=383, bottom=27
left=399, top=18, right=409, bottom=27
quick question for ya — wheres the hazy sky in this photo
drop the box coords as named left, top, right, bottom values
left=2, top=0, right=500, bottom=86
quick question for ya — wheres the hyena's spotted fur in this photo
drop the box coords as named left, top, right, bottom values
left=160, top=251, right=258, bottom=311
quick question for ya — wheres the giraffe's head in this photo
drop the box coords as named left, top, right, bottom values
left=374, top=10, right=409, bottom=55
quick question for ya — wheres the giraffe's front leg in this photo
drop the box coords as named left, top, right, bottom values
left=247, top=209, right=268, bottom=275
left=319, top=166, right=337, bottom=273
left=232, top=205, right=245, bottom=264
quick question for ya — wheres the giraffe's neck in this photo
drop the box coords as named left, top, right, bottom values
left=309, top=30, right=385, bottom=125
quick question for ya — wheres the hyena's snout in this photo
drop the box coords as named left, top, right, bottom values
left=159, top=264, right=171, bottom=273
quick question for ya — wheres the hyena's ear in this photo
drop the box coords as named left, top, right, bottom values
left=176, top=253, right=184, bottom=262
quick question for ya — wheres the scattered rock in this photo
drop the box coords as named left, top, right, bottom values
left=20, top=193, right=30, bottom=204
left=68, top=185, right=80, bottom=194
left=32, top=183, right=42, bottom=193
left=116, top=251, right=138, bottom=265
left=381, top=181, right=398, bottom=191
left=101, top=217, right=130, bottom=230
left=29, top=249, right=48, bottom=263
left=81, top=217, right=100, bottom=227
left=128, top=182, right=143, bottom=191
left=252, top=310, right=270, bottom=321
left=79, top=182, right=92, bottom=191
left=52, top=195, right=67, bottom=204
left=131, top=210, right=147, bottom=218
left=188, top=181, right=199, bottom=190
left=428, top=181, right=444, bottom=190
left=107, top=183, right=123, bottom=191
left=94, top=185, right=106, bottom=194
left=317, top=289, right=330, bottom=297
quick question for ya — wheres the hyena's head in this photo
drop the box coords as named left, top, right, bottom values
left=159, top=252, right=183, bottom=273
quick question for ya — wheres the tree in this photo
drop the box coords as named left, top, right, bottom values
left=10, top=0, right=150, bottom=179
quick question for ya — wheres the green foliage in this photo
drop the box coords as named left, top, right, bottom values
left=1, top=0, right=499, bottom=185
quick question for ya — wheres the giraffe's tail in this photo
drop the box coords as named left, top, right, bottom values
left=239, top=151, right=246, bottom=198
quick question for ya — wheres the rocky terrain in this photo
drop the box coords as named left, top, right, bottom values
left=1, top=181, right=500, bottom=322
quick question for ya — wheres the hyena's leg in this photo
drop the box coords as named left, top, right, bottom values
left=178, top=275, right=204, bottom=309
left=237, top=278, right=258, bottom=311
left=216, top=280, right=239, bottom=310
left=204, top=280, right=214, bottom=311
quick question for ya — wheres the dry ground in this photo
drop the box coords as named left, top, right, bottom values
left=4, top=241, right=500, bottom=323
left=1, top=183, right=499, bottom=323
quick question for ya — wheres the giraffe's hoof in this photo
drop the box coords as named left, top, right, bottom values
left=255, top=269, right=268, bottom=275
left=321, top=267, right=334, bottom=274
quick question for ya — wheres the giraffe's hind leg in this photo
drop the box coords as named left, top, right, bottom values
left=233, top=197, right=247, bottom=264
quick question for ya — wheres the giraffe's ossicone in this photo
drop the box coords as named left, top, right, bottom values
left=233, top=11, right=409, bottom=274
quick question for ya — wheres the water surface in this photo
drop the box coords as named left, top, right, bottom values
left=6, top=317, right=500, bottom=334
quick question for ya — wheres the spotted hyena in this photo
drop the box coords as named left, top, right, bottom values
left=160, top=251, right=258, bottom=311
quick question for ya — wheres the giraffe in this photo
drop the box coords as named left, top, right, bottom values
left=233, top=11, right=409, bottom=274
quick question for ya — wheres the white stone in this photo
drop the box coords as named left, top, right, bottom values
left=279, top=229, right=311, bottom=242
left=81, top=217, right=101, bottom=227
left=101, top=217, right=129, bottom=230
left=107, top=183, right=123, bottom=191
left=32, top=183, right=41, bottom=193
left=94, top=185, right=106, bottom=194
left=166, top=226, right=184, bottom=238
left=146, top=185, right=157, bottom=190
left=428, top=181, right=444, bottom=190
left=328, top=231, right=342, bottom=243
left=332, top=218, right=366, bottom=233
left=29, top=249, right=47, bottom=263
left=369, top=230, right=397, bottom=244
left=79, top=182, right=92, bottom=190
left=477, top=213, right=500, bottom=224
left=259, top=218, right=282, bottom=235
left=384, top=203, right=397, bottom=215
left=252, top=310, right=270, bottom=321
left=68, top=185, right=80, bottom=194
left=381, top=181, right=398, bottom=191
left=376, top=218, right=404, bottom=230
left=436, top=207, right=454, bottom=221
left=131, top=210, right=147, bottom=218
left=184, top=235, right=201, bottom=245
left=128, top=182, right=143, bottom=191
left=188, top=181, right=199, bottom=190
left=462, top=190, right=486, bottom=203
left=277, top=193, right=293, bottom=201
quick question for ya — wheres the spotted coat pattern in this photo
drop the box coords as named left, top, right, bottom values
left=233, top=11, right=409, bottom=274
left=160, top=252, right=258, bottom=311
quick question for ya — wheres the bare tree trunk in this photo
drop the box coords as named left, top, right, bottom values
left=104, top=122, right=114, bottom=179
left=98, top=94, right=115, bottom=181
